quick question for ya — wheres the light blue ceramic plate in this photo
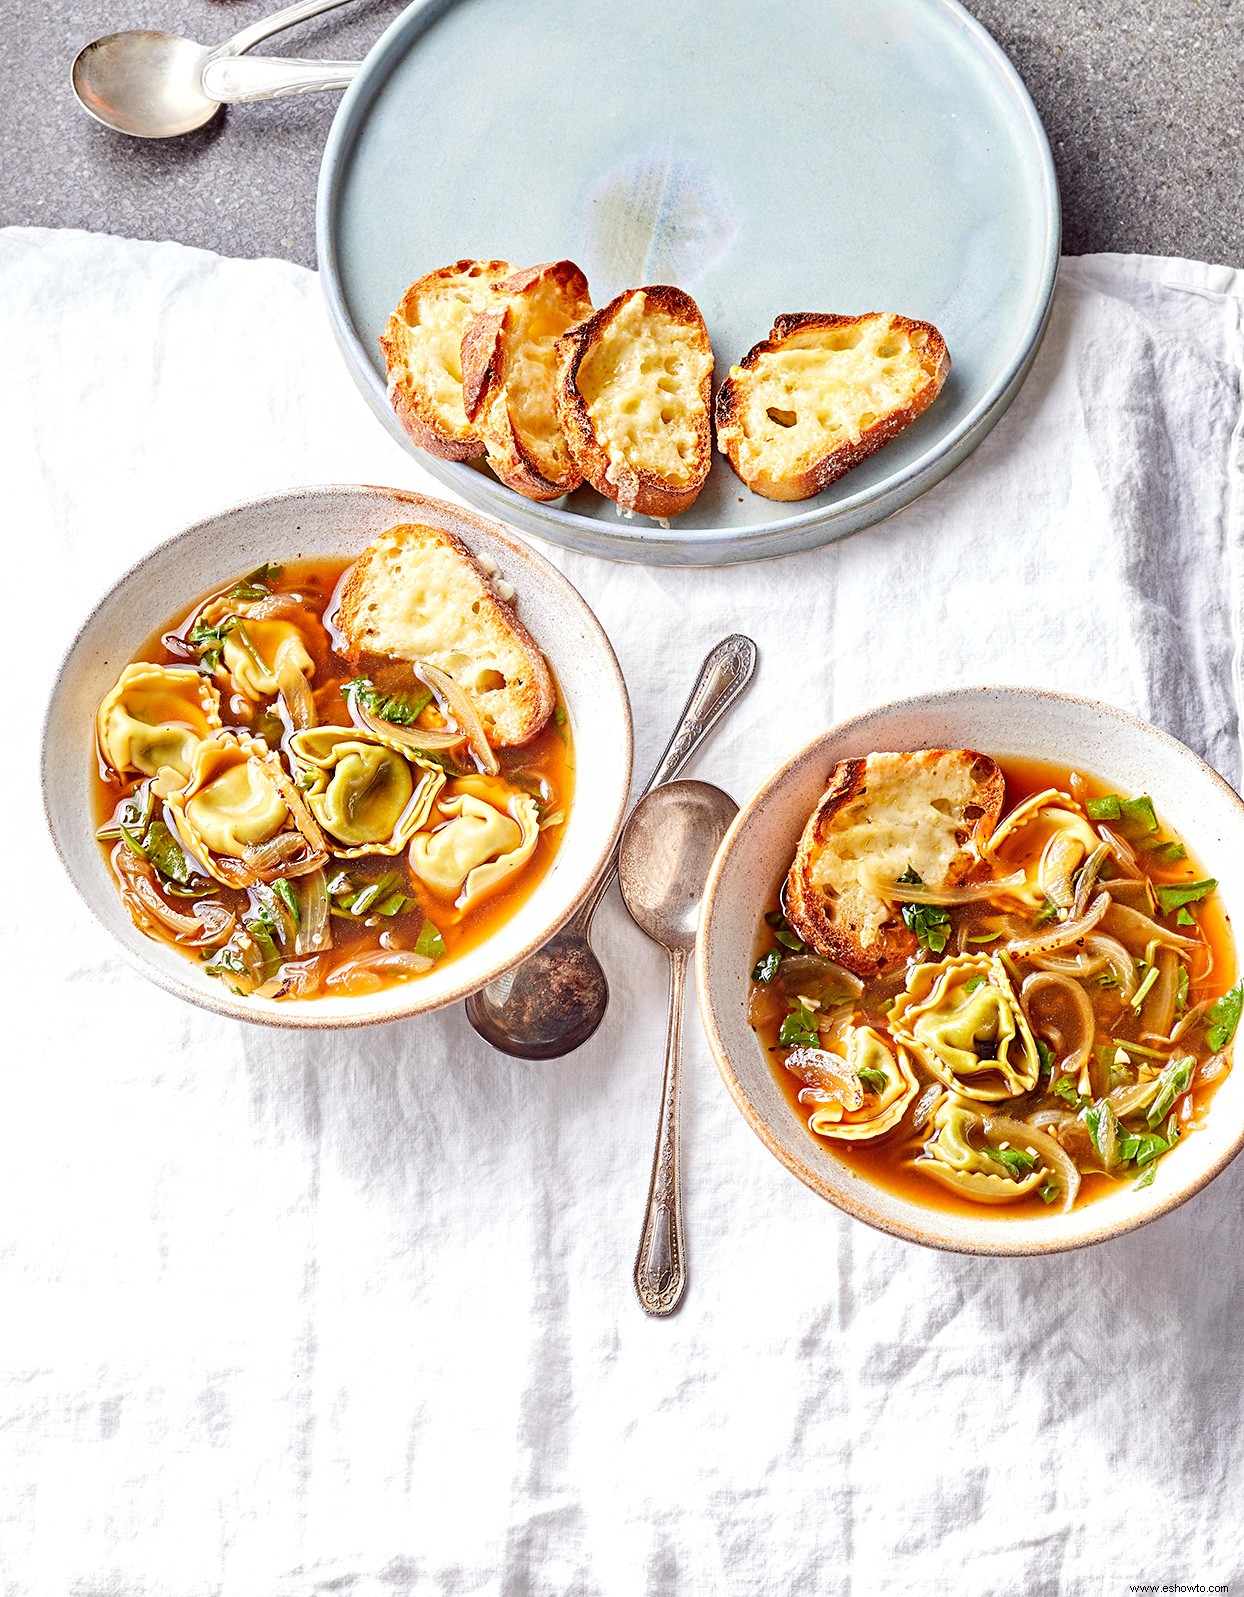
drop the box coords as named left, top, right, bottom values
left=318, top=0, right=1059, bottom=565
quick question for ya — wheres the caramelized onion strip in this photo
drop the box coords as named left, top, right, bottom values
left=1004, top=892, right=1110, bottom=959
left=1020, top=971, right=1095, bottom=1086
left=417, top=662, right=499, bottom=776
left=861, top=869, right=1026, bottom=906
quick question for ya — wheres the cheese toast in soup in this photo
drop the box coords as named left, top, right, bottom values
left=748, top=750, right=1240, bottom=1216
left=93, top=524, right=572, bottom=1002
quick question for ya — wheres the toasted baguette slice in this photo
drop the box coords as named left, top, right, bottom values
left=556, top=286, right=713, bottom=518
left=335, top=523, right=555, bottom=748
left=715, top=312, right=950, bottom=501
left=786, top=750, right=1004, bottom=978
left=379, top=260, right=513, bottom=461
left=460, top=261, right=594, bottom=501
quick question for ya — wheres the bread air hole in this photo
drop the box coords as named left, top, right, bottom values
left=766, top=407, right=798, bottom=428
left=825, top=331, right=862, bottom=351
left=478, top=670, right=506, bottom=692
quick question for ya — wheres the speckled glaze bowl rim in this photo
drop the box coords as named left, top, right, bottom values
left=41, top=483, right=633, bottom=1031
left=696, top=685, right=1244, bottom=1256
left=314, top=0, right=1060, bottom=566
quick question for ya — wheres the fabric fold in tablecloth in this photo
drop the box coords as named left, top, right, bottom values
left=2, top=226, right=1243, bottom=1595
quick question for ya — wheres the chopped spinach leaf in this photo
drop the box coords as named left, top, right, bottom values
left=415, top=919, right=447, bottom=962
left=895, top=876, right=951, bottom=954
left=1115, top=795, right=1158, bottom=839
left=764, top=911, right=805, bottom=952
left=1176, top=907, right=1196, bottom=926
left=1038, top=1181, right=1059, bottom=1204
left=1146, top=1055, right=1195, bottom=1128
left=779, top=1002, right=820, bottom=1050
left=186, top=616, right=235, bottom=672
left=345, top=676, right=434, bottom=727
left=857, top=1067, right=888, bottom=1096
left=1035, top=1038, right=1055, bottom=1075
left=986, top=1145, right=1038, bottom=1179
left=1134, top=1163, right=1157, bottom=1190
left=1086, top=795, right=1122, bottom=821
left=1148, top=840, right=1187, bottom=864
left=143, top=820, right=195, bottom=885
left=1175, top=965, right=1190, bottom=1015
left=228, top=563, right=283, bottom=602
left=1032, top=899, right=1061, bottom=926
left=1053, top=1076, right=1088, bottom=1109
left=273, top=878, right=300, bottom=927
left=1155, top=879, right=1217, bottom=915
left=1205, top=981, right=1244, bottom=1052
left=752, top=948, right=783, bottom=983
left=963, top=975, right=987, bottom=994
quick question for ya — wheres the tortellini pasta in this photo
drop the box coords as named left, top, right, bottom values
left=222, top=617, right=315, bottom=700
left=168, top=731, right=326, bottom=886
left=888, top=953, right=1041, bottom=1101
left=984, top=788, right=1102, bottom=910
left=96, top=664, right=221, bottom=780
left=409, top=791, right=540, bottom=909
left=288, top=728, right=444, bottom=856
left=914, top=1094, right=1048, bottom=1203
left=790, top=1025, right=919, bottom=1140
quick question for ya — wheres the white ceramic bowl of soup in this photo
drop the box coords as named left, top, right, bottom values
left=43, top=485, right=632, bottom=1029
left=697, top=687, right=1244, bottom=1256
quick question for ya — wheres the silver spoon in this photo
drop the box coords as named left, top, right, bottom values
left=72, top=0, right=360, bottom=139
left=465, top=635, right=756, bottom=1060
left=619, top=780, right=738, bottom=1317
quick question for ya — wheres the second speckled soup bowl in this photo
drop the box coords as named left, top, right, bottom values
left=696, top=687, right=1244, bottom=1256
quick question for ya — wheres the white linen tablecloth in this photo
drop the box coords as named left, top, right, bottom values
left=3, top=227, right=1243, bottom=1597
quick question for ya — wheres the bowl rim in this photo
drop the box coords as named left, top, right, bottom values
left=695, top=683, right=1244, bottom=1255
left=41, top=482, right=634, bottom=1031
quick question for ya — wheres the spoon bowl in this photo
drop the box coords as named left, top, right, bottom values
left=72, top=30, right=219, bottom=138
left=619, top=782, right=740, bottom=950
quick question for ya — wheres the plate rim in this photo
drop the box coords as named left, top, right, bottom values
left=316, top=0, right=1061, bottom=565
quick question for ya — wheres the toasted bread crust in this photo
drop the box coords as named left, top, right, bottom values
left=460, top=261, right=593, bottom=502
left=555, top=286, right=713, bottom=519
left=785, top=750, right=1004, bottom=978
left=335, top=522, right=555, bottom=748
left=379, top=260, right=513, bottom=461
left=715, top=312, right=950, bottom=502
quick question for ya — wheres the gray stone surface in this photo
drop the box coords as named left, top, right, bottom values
left=2, top=0, right=1242, bottom=268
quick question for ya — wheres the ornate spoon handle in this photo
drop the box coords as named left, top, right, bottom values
left=217, top=0, right=358, bottom=58
left=575, top=634, right=757, bottom=927
left=634, top=946, right=688, bottom=1316
left=201, top=55, right=359, bottom=102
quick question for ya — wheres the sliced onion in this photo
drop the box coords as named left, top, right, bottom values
left=1107, top=1078, right=1164, bottom=1118
left=983, top=1113, right=1081, bottom=1213
left=1102, top=900, right=1199, bottom=952
left=113, top=846, right=235, bottom=945
left=417, top=662, right=499, bottom=776
left=1097, top=823, right=1142, bottom=879
left=1198, top=1052, right=1232, bottom=1085
left=296, top=867, right=332, bottom=955
left=1030, top=933, right=1137, bottom=1001
left=1141, top=947, right=1180, bottom=1039
left=862, top=868, right=1026, bottom=906
left=1040, top=833, right=1083, bottom=910
left=1028, top=1107, right=1079, bottom=1134
left=274, top=957, right=323, bottom=998
left=1005, top=891, right=1110, bottom=959
left=234, top=831, right=323, bottom=883
left=352, top=698, right=467, bottom=753
left=325, top=948, right=435, bottom=994
left=1169, top=999, right=1209, bottom=1043
left=1098, top=876, right=1154, bottom=913
left=1021, top=971, right=1095, bottom=1086
left=1071, top=842, right=1110, bottom=920
left=278, top=659, right=316, bottom=731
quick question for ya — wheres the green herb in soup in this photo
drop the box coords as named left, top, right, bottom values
left=748, top=751, right=1236, bottom=1218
